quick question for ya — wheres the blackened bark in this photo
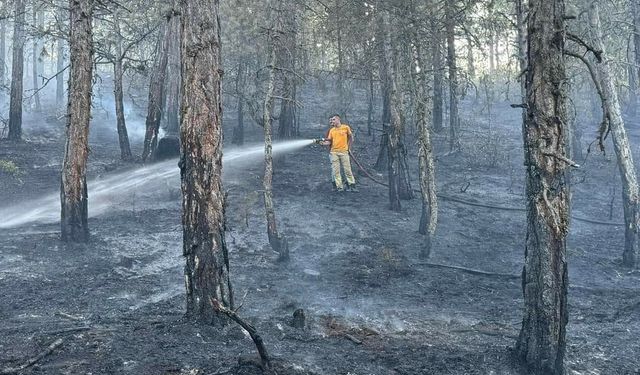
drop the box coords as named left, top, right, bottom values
left=8, top=0, right=25, bottom=141
left=142, top=22, right=170, bottom=161
left=164, top=10, right=180, bottom=136
left=263, top=31, right=289, bottom=260
left=114, top=22, right=132, bottom=161
left=180, top=0, right=233, bottom=323
left=61, top=0, right=94, bottom=242
left=515, top=0, right=569, bottom=373
left=445, top=0, right=459, bottom=151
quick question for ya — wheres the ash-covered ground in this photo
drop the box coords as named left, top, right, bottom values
left=1, top=94, right=639, bottom=374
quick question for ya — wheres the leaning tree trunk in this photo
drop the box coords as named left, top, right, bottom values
left=164, top=9, right=180, bottom=136
left=180, top=0, right=233, bottom=323
left=32, top=9, right=41, bottom=112
left=588, top=3, right=639, bottom=267
left=142, top=22, right=170, bottom=161
left=515, top=0, right=569, bottom=374
left=445, top=0, right=459, bottom=151
left=113, top=22, right=132, bottom=161
left=61, top=0, right=94, bottom=242
left=8, top=0, right=25, bottom=141
left=262, top=36, right=289, bottom=261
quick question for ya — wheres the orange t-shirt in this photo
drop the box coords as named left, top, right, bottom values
left=327, top=124, right=352, bottom=152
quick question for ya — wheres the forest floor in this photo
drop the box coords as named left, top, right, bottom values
left=1, top=96, right=640, bottom=375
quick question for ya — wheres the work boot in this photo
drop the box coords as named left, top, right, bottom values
left=336, top=186, right=345, bottom=192
left=348, top=184, right=359, bottom=192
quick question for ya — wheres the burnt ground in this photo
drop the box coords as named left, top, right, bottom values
left=1, top=96, right=640, bottom=375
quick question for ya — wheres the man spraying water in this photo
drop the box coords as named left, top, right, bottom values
left=318, top=114, right=358, bottom=192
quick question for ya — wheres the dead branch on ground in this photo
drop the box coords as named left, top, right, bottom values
left=0, top=339, right=63, bottom=374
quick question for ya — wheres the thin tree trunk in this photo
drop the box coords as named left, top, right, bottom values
left=432, top=19, right=444, bottom=133
left=367, top=68, right=374, bottom=137
left=60, top=0, right=94, bottom=242
left=277, top=0, right=297, bottom=139
left=445, top=0, right=459, bottom=151
left=232, top=60, right=246, bottom=145
left=466, top=32, right=475, bottom=82
left=588, top=3, right=639, bottom=267
left=56, top=3, right=66, bottom=106
left=0, top=18, right=5, bottom=90
left=263, top=37, right=289, bottom=260
left=8, top=0, right=25, bottom=140
left=32, top=8, right=41, bottom=112
left=142, top=22, right=170, bottom=161
left=114, top=22, right=132, bottom=161
left=164, top=9, right=180, bottom=136
left=515, top=0, right=569, bottom=373
left=180, top=0, right=233, bottom=323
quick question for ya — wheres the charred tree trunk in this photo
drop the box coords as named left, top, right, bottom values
left=445, top=0, right=459, bottom=151
left=8, top=0, right=25, bottom=141
left=588, top=3, right=639, bottom=267
left=377, top=9, right=403, bottom=211
left=60, top=0, right=94, bottom=242
left=113, top=22, right=132, bottom=161
left=432, top=19, right=444, bottom=133
left=466, top=32, right=475, bottom=82
left=411, top=20, right=437, bottom=260
left=232, top=60, right=246, bottom=145
left=367, top=68, right=374, bottom=137
left=31, top=9, right=41, bottom=112
left=263, top=36, right=289, bottom=261
left=142, top=22, right=170, bottom=162
left=180, top=0, right=233, bottom=323
left=164, top=10, right=180, bottom=136
left=515, top=0, right=569, bottom=373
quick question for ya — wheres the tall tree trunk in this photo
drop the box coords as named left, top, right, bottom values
left=445, top=0, right=459, bottom=151
left=232, top=60, right=246, bottom=145
left=142, top=22, right=170, bottom=161
left=630, top=0, right=640, bottom=115
left=32, top=8, right=41, bottom=112
left=60, top=0, right=94, bottom=242
left=515, top=0, right=569, bottom=373
left=432, top=19, right=444, bottom=133
left=56, top=3, right=66, bottom=106
left=367, top=68, right=374, bottom=137
left=8, top=0, right=25, bottom=141
left=263, top=38, right=289, bottom=260
left=377, top=9, right=403, bottom=211
left=164, top=9, right=180, bottom=136
left=466, top=32, right=475, bottom=82
left=588, top=3, right=639, bottom=267
left=180, top=0, right=233, bottom=323
left=114, top=22, right=132, bottom=161
left=411, top=14, right=437, bottom=260
left=277, top=0, right=297, bottom=139
left=0, top=18, right=5, bottom=90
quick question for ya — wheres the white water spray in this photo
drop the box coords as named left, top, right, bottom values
left=0, top=140, right=315, bottom=228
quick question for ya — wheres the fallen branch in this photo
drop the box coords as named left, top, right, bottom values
left=418, top=262, right=520, bottom=280
left=210, top=298, right=270, bottom=371
left=0, top=338, right=63, bottom=374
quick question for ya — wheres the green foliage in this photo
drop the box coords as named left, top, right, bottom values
left=0, top=160, right=25, bottom=184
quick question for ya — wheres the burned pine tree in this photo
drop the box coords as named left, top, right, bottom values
left=164, top=9, right=181, bottom=137
left=276, top=0, right=298, bottom=139
left=60, top=0, right=94, bottom=242
left=112, top=15, right=132, bottom=161
left=261, top=7, right=289, bottom=260
left=180, top=0, right=233, bottom=322
left=8, top=0, right=25, bottom=141
left=376, top=8, right=412, bottom=211
left=516, top=0, right=570, bottom=373
left=56, top=4, right=67, bottom=107
left=142, top=18, right=170, bottom=162
left=445, top=0, right=460, bottom=151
